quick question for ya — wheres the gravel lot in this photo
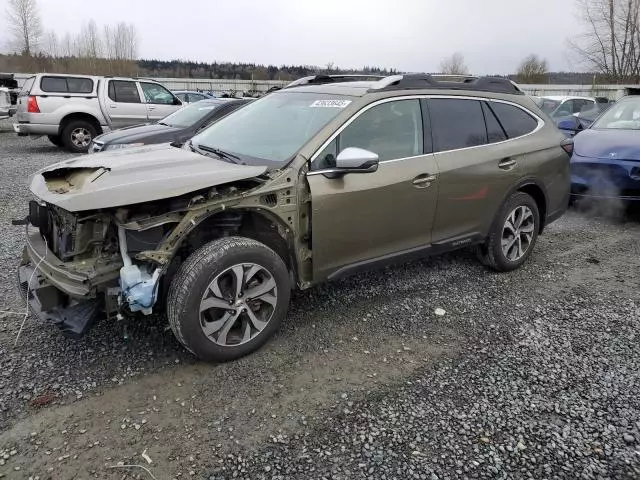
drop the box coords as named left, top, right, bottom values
left=1, top=119, right=639, bottom=479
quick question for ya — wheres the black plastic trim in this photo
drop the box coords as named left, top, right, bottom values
left=369, top=74, right=523, bottom=95
left=327, top=232, right=483, bottom=282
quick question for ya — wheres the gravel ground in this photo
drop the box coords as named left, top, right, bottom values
left=0, top=120, right=639, bottom=479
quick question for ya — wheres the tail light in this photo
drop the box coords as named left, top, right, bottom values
left=27, top=95, right=40, bottom=113
left=560, top=138, right=574, bottom=156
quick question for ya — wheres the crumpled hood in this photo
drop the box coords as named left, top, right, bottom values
left=574, top=129, right=640, bottom=161
left=30, top=143, right=268, bottom=212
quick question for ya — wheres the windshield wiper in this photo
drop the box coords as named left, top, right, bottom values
left=191, top=142, right=243, bottom=164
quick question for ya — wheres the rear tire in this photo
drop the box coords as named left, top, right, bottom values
left=61, top=120, right=97, bottom=153
left=167, top=236, right=291, bottom=362
left=47, top=135, right=63, bottom=147
left=476, top=192, right=540, bottom=272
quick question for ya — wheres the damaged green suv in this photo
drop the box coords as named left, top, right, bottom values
left=17, top=74, right=571, bottom=362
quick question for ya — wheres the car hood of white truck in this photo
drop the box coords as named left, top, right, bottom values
left=30, top=143, right=268, bottom=212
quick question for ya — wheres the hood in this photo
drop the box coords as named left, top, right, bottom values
left=574, top=129, right=640, bottom=161
left=95, top=123, right=181, bottom=145
left=30, top=143, right=268, bottom=212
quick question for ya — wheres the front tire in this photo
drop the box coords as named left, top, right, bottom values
left=61, top=120, right=97, bottom=153
left=167, top=237, right=291, bottom=362
left=477, top=192, right=540, bottom=272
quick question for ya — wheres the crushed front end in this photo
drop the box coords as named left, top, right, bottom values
left=18, top=201, right=123, bottom=337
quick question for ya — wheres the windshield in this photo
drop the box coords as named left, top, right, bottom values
left=190, top=92, right=355, bottom=164
left=537, top=98, right=562, bottom=115
left=160, top=101, right=225, bottom=128
left=592, top=97, right=640, bottom=130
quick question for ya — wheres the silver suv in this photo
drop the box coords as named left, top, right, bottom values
left=15, top=74, right=183, bottom=152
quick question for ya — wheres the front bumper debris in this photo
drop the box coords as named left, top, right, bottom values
left=18, top=227, right=121, bottom=337
left=18, top=260, right=102, bottom=338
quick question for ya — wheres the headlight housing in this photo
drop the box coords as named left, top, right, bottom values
left=104, top=142, right=145, bottom=151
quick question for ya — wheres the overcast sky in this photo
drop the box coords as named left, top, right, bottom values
left=1, top=0, right=584, bottom=74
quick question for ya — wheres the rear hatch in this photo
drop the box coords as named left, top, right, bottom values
left=16, top=76, right=36, bottom=120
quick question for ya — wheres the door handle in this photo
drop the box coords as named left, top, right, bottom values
left=148, top=106, right=156, bottom=110
left=109, top=104, right=117, bottom=108
left=498, top=158, right=517, bottom=170
left=412, top=174, right=437, bottom=187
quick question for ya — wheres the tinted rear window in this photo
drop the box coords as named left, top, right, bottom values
left=489, top=102, right=538, bottom=138
left=40, top=76, right=93, bottom=94
left=428, top=98, right=487, bottom=152
left=482, top=102, right=507, bottom=143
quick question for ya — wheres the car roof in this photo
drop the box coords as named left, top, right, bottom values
left=279, top=81, right=379, bottom=97
left=173, top=90, right=212, bottom=94
left=539, top=95, right=593, bottom=101
left=280, top=74, right=524, bottom=98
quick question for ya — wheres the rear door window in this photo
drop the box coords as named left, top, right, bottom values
left=40, top=76, right=93, bottom=94
left=108, top=80, right=142, bottom=103
left=488, top=102, right=539, bottom=138
left=428, top=98, right=487, bottom=152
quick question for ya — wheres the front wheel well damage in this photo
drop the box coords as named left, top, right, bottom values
left=158, top=209, right=295, bottom=306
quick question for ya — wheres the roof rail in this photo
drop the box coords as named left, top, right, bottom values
left=284, top=74, right=386, bottom=88
left=368, top=74, right=524, bottom=95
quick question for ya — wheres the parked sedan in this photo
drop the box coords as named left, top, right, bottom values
left=570, top=95, right=640, bottom=203
left=556, top=103, right=612, bottom=136
left=173, top=90, right=216, bottom=104
left=89, top=98, right=252, bottom=153
left=532, top=95, right=608, bottom=122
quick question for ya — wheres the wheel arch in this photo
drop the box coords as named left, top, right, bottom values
left=58, top=112, right=103, bottom=137
left=169, top=207, right=298, bottom=286
left=489, top=178, right=548, bottom=236
left=517, top=181, right=548, bottom=233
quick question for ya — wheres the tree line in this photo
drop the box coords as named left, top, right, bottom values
left=3, top=0, right=640, bottom=84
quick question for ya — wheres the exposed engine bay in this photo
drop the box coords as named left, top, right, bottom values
left=19, top=166, right=311, bottom=338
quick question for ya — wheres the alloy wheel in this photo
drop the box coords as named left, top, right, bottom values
left=199, top=263, right=277, bottom=347
left=501, top=205, right=535, bottom=261
left=71, top=127, right=92, bottom=148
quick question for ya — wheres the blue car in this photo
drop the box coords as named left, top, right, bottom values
left=556, top=103, right=612, bottom=137
left=568, top=96, right=640, bottom=203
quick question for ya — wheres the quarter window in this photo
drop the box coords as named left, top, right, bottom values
left=481, top=102, right=507, bottom=143
left=429, top=98, right=487, bottom=152
left=314, top=99, right=424, bottom=168
left=40, top=76, right=93, bottom=94
left=108, top=80, right=141, bottom=103
left=489, top=102, right=538, bottom=138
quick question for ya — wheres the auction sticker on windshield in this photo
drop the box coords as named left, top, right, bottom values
left=310, top=100, right=352, bottom=108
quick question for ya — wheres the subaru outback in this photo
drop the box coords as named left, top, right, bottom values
left=16, top=74, right=571, bottom=362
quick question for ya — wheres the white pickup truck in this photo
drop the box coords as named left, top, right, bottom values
left=15, top=73, right=183, bottom=152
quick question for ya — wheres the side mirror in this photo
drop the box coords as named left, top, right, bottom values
left=173, top=97, right=182, bottom=106
left=334, top=147, right=379, bottom=173
left=557, top=118, right=579, bottom=133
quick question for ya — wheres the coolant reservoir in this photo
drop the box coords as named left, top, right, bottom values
left=119, top=264, right=160, bottom=315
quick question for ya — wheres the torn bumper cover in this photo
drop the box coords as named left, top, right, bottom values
left=17, top=228, right=120, bottom=337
